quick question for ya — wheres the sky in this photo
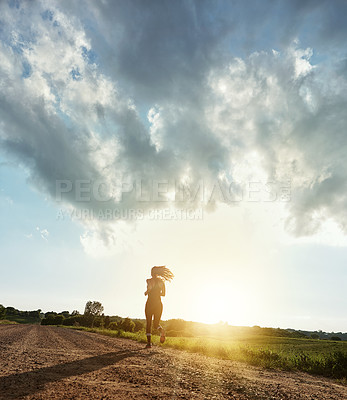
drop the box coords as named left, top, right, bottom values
left=0, top=0, right=347, bottom=332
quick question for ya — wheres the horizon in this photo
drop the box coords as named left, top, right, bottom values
left=3, top=302, right=347, bottom=335
left=1, top=1, right=347, bottom=333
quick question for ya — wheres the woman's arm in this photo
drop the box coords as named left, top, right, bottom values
left=161, top=282, right=166, bottom=297
left=144, top=279, right=150, bottom=296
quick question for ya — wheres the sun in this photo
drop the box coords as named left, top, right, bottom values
left=192, top=285, right=250, bottom=326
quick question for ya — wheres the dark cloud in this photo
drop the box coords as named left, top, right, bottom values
left=75, top=0, right=233, bottom=104
left=1, top=0, right=347, bottom=242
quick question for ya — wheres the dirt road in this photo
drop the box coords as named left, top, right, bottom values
left=0, top=325, right=346, bottom=399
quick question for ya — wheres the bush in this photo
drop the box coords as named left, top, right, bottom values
left=41, top=314, right=65, bottom=325
left=54, top=315, right=64, bottom=325
left=118, top=318, right=135, bottom=332
left=0, top=304, right=6, bottom=319
left=133, top=320, right=144, bottom=332
left=325, top=351, right=347, bottom=378
left=109, top=322, right=118, bottom=330
left=167, top=319, right=187, bottom=332
left=62, top=316, right=80, bottom=326
left=93, top=316, right=103, bottom=328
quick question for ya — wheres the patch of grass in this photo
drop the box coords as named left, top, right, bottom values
left=4, top=315, right=40, bottom=324
left=61, top=326, right=347, bottom=380
left=0, top=319, right=18, bottom=325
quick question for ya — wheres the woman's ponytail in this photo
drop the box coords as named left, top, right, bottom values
left=151, top=266, right=174, bottom=281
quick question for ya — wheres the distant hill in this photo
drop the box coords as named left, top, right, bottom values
left=287, top=328, right=347, bottom=341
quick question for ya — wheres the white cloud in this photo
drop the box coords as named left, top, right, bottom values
left=35, top=226, right=49, bottom=241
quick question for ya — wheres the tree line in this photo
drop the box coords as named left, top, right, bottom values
left=40, top=301, right=144, bottom=332
left=0, top=304, right=41, bottom=323
left=1, top=302, right=345, bottom=340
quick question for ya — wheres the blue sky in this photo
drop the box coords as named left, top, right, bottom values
left=0, top=0, right=347, bottom=332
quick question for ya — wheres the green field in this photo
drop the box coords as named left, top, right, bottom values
left=63, top=326, right=347, bottom=381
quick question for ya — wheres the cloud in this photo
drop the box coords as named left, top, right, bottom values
left=206, top=44, right=347, bottom=236
left=36, top=226, right=49, bottom=241
left=1, top=0, right=347, bottom=246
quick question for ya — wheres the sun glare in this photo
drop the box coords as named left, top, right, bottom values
left=193, top=286, right=250, bottom=326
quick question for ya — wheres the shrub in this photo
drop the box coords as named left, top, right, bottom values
left=109, top=322, right=118, bottom=330
left=133, top=320, right=144, bottom=332
left=118, top=318, right=135, bottom=332
left=41, top=314, right=64, bottom=325
left=167, top=319, right=187, bottom=332
left=0, top=304, right=6, bottom=319
left=62, top=316, right=79, bottom=326
left=323, top=351, right=347, bottom=378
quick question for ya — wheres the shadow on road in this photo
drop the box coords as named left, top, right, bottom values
left=0, top=348, right=153, bottom=399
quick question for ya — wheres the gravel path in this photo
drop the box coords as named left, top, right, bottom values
left=0, top=325, right=346, bottom=399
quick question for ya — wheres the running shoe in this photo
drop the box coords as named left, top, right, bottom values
left=145, top=343, right=152, bottom=348
left=160, top=330, right=165, bottom=344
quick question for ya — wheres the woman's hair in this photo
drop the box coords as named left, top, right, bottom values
left=151, top=266, right=174, bottom=281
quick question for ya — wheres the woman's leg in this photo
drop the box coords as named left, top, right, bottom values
left=153, top=302, right=165, bottom=343
left=153, top=302, right=163, bottom=332
left=145, top=301, right=153, bottom=346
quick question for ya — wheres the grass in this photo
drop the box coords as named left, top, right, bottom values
left=3, top=315, right=40, bottom=324
left=62, top=326, right=347, bottom=381
left=0, top=319, right=18, bottom=325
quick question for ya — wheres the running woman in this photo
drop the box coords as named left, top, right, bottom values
left=144, top=266, right=174, bottom=348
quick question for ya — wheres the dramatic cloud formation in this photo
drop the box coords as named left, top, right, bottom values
left=1, top=0, right=347, bottom=245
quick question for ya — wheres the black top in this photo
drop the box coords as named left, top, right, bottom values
left=147, top=278, right=163, bottom=302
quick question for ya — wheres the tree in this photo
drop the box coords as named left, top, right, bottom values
left=71, top=310, right=80, bottom=316
left=45, top=311, right=57, bottom=318
left=167, top=319, right=187, bottom=332
left=84, top=301, right=104, bottom=316
left=41, top=314, right=64, bottom=325
left=29, top=310, right=41, bottom=321
left=100, top=313, right=105, bottom=329
left=6, top=307, right=16, bottom=315
left=84, top=301, right=104, bottom=327
left=104, top=316, right=110, bottom=329
left=109, top=322, right=118, bottom=330
left=54, top=315, right=64, bottom=325
left=0, top=304, right=5, bottom=319
left=133, top=320, right=144, bottom=332
left=118, top=317, right=135, bottom=332
left=61, top=311, right=70, bottom=318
